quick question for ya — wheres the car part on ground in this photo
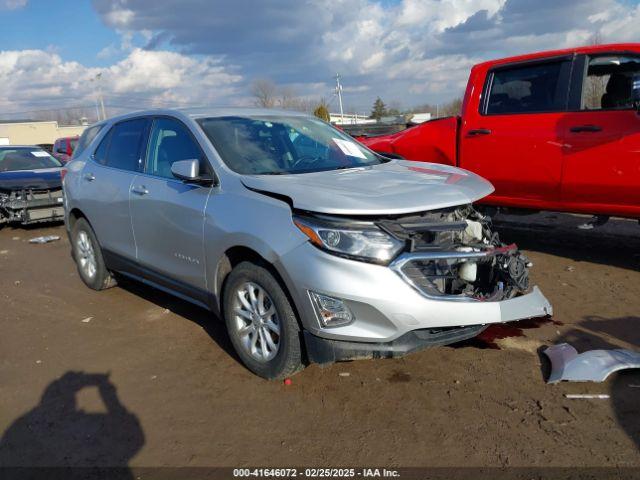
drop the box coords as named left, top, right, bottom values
left=545, top=343, right=640, bottom=383
left=29, top=235, right=60, bottom=244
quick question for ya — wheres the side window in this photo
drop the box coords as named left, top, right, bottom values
left=581, top=55, right=640, bottom=110
left=145, top=118, right=202, bottom=179
left=56, top=139, right=67, bottom=154
left=485, top=60, right=569, bottom=115
left=74, top=125, right=103, bottom=159
left=104, top=118, right=149, bottom=172
left=93, top=128, right=112, bottom=165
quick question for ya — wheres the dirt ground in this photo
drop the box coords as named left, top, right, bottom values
left=0, top=213, right=638, bottom=471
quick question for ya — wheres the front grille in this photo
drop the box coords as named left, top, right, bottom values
left=401, top=258, right=466, bottom=298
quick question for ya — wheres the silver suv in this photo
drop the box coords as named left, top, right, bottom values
left=64, top=108, right=552, bottom=379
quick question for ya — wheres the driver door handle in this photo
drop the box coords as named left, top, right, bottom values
left=467, top=128, right=492, bottom=136
left=131, top=185, right=149, bottom=196
left=83, top=173, right=95, bottom=182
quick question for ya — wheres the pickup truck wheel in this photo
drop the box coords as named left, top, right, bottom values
left=71, top=218, right=116, bottom=291
left=223, top=262, right=303, bottom=380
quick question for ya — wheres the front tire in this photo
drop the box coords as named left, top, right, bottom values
left=71, top=218, right=116, bottom=291
left=223, top=262, right=303, bottom=380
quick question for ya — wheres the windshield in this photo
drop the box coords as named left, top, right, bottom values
left=0, top=147, right=62, bottom=172
left=197, top=115, right=387, bottom=175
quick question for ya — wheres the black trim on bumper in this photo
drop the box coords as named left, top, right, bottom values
left=304, top=324, right=487, bottom=364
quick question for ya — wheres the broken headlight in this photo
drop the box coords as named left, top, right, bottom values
left=293, top=215, right=404, bottom=264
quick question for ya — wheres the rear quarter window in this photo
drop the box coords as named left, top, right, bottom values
left=73, top=125, right=103, bottom=159
left=93, top=118, right=149, bottom=172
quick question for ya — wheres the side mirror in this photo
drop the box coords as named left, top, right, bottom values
left=171, top=159, right=213, bottom=185
left=632, top=74, right=640, bottom=111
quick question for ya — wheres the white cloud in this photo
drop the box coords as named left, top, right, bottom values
left=395, top=0, right=506, bottom=31
left=2, top=0, right=27, bottom=9
left=8, top=0, right=640, bottom=114
left=0, top=48, right=243, bottom=114
left=1, top=0, right=27, bottom=9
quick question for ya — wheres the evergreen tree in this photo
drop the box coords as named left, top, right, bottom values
left=370, top=97, right=387, bottom=120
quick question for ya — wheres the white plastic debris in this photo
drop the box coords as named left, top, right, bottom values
left=81, top=317, right=93, bottom=323
left=338, top=372, right=350, bottom=377
left=545, top=343, right=640, bottom=383
left=29, top=235, right=60, bottom=244
left=565, top=394, right=610, bottom=399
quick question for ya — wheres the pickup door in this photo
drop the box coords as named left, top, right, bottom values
left=559, top=53, right=640, bottom=217
left=459, top=57, right=573, bottom=209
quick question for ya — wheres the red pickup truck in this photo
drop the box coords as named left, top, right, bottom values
left=361, top=44, right=640, bottom=220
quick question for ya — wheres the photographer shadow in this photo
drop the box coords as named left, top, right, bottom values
left=0, top=371, right=144, bottom=479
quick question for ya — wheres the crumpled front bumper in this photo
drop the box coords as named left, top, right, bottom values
left=0, top=189, right=64, bottom=225
left=499, top=286, right=552, bottom=322
left=303, top=288, right=552, bottom=364
left=277, top=242, right=553, bottom=345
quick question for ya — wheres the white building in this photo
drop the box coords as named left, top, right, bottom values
left=408, top=112, right=432, bottom=124
left=0, top=120, right=87, bottom=146
left=329, top=113, right=377, bottom=125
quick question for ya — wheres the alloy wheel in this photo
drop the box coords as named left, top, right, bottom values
left=232, top=282, right=281, bottom=362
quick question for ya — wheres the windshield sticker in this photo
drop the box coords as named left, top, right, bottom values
left=31, top=151, right=50, bottom=157
left=333, top=138, right=367, bottom=159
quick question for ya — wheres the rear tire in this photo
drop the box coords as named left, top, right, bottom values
left=223, top=261, right=303, bottom=380
left=71, top=218, right=116, bottom=291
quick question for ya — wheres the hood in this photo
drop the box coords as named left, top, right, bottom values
left=240, top=160, right=494, bottom=215
left=0, top=168, right=62, bottom=192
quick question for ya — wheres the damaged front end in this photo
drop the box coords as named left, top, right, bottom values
left=381, top=204, right=531, bottom=302
left=0, top=188, right=65, bottom=226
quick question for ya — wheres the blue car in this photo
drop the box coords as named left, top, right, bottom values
left=0, top=146, right=64, bottom=226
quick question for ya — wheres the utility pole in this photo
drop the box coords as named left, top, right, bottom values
left=335, top=73, right=344, bottom=123
left=91, top=72, right=106, bottom=121
left=97, top=72, right=106, bottom=120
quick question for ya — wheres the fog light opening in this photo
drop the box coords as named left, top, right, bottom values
left=309, top=291, right=354, bottom=328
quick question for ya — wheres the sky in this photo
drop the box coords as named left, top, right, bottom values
left=0, top=0, right=639, bottom=119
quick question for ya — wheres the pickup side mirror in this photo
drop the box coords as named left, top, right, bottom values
left=632, top=74, right=640, bottom=111
left=170, top=159, right=214, bottom=185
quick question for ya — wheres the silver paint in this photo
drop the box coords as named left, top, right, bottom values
left=64, top=108, right=552, bottom=347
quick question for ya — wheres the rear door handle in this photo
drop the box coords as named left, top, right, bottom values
left=570, top=124, right=602, bottom=133
left=131, top=186, right=149, bottom=196
left=467, top=128, right=492, bottom=136
left=83, top=173, right=95, bottom=182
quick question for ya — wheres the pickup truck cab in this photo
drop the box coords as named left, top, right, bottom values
left=361, top=44, right=640, bottom=219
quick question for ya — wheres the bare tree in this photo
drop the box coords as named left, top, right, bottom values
left=387, top=100, right=403, bottom=115
left=440, top=97, right=463, bottom=117
left=251, top=79, right=277, bottom=108
left=278, top=86, right=297, bottom=109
